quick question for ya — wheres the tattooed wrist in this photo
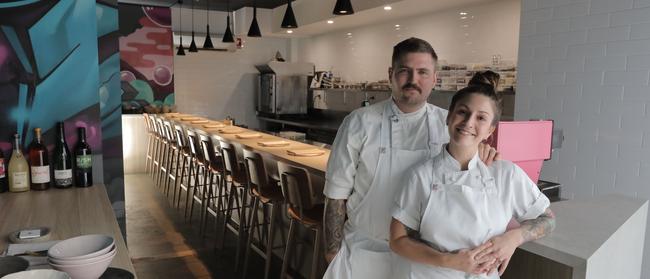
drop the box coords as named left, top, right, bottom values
left=324, top=198, right=347, bottom=255
left=519, top=208, right=556, bottom=243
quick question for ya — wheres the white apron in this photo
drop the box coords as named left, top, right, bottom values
left=411, top=155, right=508, bottom=279
left=324, top=102, right=441, bottom=279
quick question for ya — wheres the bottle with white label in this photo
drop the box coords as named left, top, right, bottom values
left=28, top=128, right=50, bottom=190
left=53, top=122, right=73, bottom=188
left=8, top=134, right=30, bottom=192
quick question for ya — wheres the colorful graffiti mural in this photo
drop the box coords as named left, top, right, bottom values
left=0, top=0, right=125, bottom=233
left=118, top=4, right=174, bottom=114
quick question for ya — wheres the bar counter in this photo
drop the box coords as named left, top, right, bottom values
left=0, top=185, right=135, bottom=274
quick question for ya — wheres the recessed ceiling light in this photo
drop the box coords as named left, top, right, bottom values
left=395, top=24, right=400, bottom=27
left=460, top=16, right=467, bottom=19
left=462, top=24, right=469, bottom=28
left=460, top=12, right=468, bottom=15
left=347, top=32, right=352, bottom=36
left=384, top=5, right=392, bottom=10
left=327, top=20, right=334, bottom=24
left=287, top=30, right=293, bottom=34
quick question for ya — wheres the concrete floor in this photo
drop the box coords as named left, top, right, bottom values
left=124, top=173, right=275, bottom=279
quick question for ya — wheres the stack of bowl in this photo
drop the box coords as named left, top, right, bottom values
left=47, top=235, right=116, bottom=279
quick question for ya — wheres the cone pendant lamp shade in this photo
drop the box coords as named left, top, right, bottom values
left=203, top=0, right=214, bottom=48
left=176, top=0, right=185, bottom=56
left=204, top=26, right=214, bottom=48
left=248, top=6, right=261, bottom=37
left=281, top=0, right=297, bottom=29
left=333, top=0, right=354, bottom=15
left=189, top=32, right=198, bottom=52
left=222, top=15, right=234, bottom=42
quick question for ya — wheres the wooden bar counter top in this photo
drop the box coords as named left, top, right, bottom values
left=0, top=184, right=135, bottom=274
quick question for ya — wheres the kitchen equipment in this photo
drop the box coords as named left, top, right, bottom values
left=487, top=120, right=554, bottom=183
left=255, top=61, right=314, bottom=115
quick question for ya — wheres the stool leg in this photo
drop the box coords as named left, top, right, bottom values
left=264, top=202, right=279, bottom=279
left=310, top=227, right=322, bottom=279
left=200, top=170, right=213, bottom=236
left=280, top=218, right=297, bottom=279
left=242, top=196, right=259, bottom=279
left=218, top=183, right=236, bottom=250
left=189, top=164, right=203, bottom=223
left=184, top=159, right=195, bottom=219
left=176, top=155, right=188, bottom=209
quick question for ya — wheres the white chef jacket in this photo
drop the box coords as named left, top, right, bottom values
left=324, top=99, right=449, bottom=215
left=392, top=146, right=551, bottom=279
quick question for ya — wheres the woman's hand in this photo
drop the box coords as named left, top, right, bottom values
left=476, top=230, right=524, bottom=275
left=444, top=241, right=496, bottom=274
left=478, top=142, right=501, bottom=166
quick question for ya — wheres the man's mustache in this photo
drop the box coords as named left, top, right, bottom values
left=402, top=84, right=421, bottom=93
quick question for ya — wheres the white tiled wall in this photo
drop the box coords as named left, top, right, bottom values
left=517, top=0, right=650, bottom=276
left=174, top=37, right=292, bottom=129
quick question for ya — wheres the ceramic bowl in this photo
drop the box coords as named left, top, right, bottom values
left=48, top=250, right=115, bottom=279
left=1, top=270, right=71, bottom=279
left=48, top=246, right=116, bottom=266
left=48, top=235, right=114, bottom=260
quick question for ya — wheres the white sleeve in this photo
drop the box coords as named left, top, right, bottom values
left=392, top=167, right=430, bottom=231
left=323, top=114, right=364, bottom=199
left=509, top=164, right=551, bottom=222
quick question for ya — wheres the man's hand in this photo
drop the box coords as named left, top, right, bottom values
left=444, top=241, right=496, bottom=274
left=475, top=231, right=522, bottom=275
left=324, top=198, right=347, bottom=263
left=478, top=142, right=501, bottom=166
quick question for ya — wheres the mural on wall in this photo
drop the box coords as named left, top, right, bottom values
left=118, top=4, right=174, bottom=114
left=0, top=0, right=125, bottom=233
left=0, top=0, right=102, bottom=155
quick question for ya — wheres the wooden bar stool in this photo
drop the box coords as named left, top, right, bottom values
left=157, top=120, right=177, bottom=193
left=197, top=132, right=226, bottom=236
left=152, top=116, right=167, bottom=185
left=217, top=140, right=251, bottom=270
left=242, top=149, right=285, bottom=279
left=277, top=161, right=325, bottom=279
left=171, top=122, right=191, bottom=209
left=185, top=128, right=208, bottom=223
left=143, top=113, right=155, bottom=175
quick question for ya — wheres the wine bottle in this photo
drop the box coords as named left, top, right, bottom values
left=53, top=122, right=73, bottom=188
left=74, top=127, right=93, bottom=187
left=0, top=147, right=8, bottom=193
left=8, top=134, right=30, bottom=192
left=28, top=128, right=51, bottom=190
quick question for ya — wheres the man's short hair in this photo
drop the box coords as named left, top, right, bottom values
left=391, top=37, right=438, bottom=69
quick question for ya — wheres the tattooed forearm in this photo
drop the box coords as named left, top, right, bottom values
left=324, top=198, right=347, bottom=257
left=519, top=208, right=556, bottom=242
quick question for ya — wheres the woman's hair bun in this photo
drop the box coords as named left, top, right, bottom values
left=468, top=70, right=500, bottom=91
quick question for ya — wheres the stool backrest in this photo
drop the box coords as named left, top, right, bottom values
left=143, top=113, right=152, bottom=132
left=198, top=132, right=221, bottom=171
left=163, top=120, right=175, bottom=142
left=185, top=129, right=202, bottom=161
left=243, top=149, right=273, bottom=195
left=174, top=123, right=186, bottom=149
left=277, top=161, right=317, bottom=218
left=219, top=140, right=245, bottom=183
left=154, top=117, right=165, bottom=137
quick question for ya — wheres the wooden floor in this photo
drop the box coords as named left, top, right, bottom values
left=125, top=173, right=274, bottom=279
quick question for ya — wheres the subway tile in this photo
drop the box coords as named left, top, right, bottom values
left=587, top=26, right=631, bottom=43
left=521, top=34, right=552, bottom=48
left=522, top=0, right=538, bottom=11
left=630, top=22, right=650, bottom=40
left=532, top=72, right=566, bottom=85
left=604, top=70, right=650, bottom=85
left=611, top=7, right=650, bottom=26
left=536, top=19, right=570, bottom=35
left=534, top=45, right=568, bottom=60
left=519, top=58, right=548, bottom=73
left=566, top=71, right=604, bottom=85
left=521, top=8, right=554, bottom=24
left=569, top=14, right=610, bottom=31
left=622, top=85, right=650, bottom=101
left=553, top=3, right=589, bottom=19
left=520, top=22, right=537, bottom=37
left=567, top=43, right=606, bottom=58
left=551, top=30, right=587, bottom=47
left=590, top=0, right=634, bottom=15
left=607, top=39, right=650, bottom=56
left=626, top=54, right=650, bottom=71
left=635, top=0, right=650, bottom=8
left=584, top=55, right=627, bottom=71
left=549, top=57, right=585, bottom=72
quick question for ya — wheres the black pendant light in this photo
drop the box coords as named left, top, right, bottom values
left=176, top=0, right=186, bottom=56
left=203, top=0, right=214, bottom=48
left=188, top=0, right=198, bottom=52
left=222, top=0, right=234, bottom=42
left=248, top=0, right=262, bottom=37
left=333, top=0, right=354, bottom=15
left=281, top=0, right=298, bottom=29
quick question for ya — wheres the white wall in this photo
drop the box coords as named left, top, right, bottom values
left=516, top=0, right=650, bottom=276
left=297, top=0, right=520, bottom=82
left=174, top=37, right=292, bottom=129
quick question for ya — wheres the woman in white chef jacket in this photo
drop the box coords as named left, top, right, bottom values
left=389, top=82, right=556, bottom=279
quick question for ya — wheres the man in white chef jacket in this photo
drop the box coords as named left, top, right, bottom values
left=322, top=38, right=498, bottom=279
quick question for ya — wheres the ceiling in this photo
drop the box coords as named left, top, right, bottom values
left=118, top=0, right=288, bottom=11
